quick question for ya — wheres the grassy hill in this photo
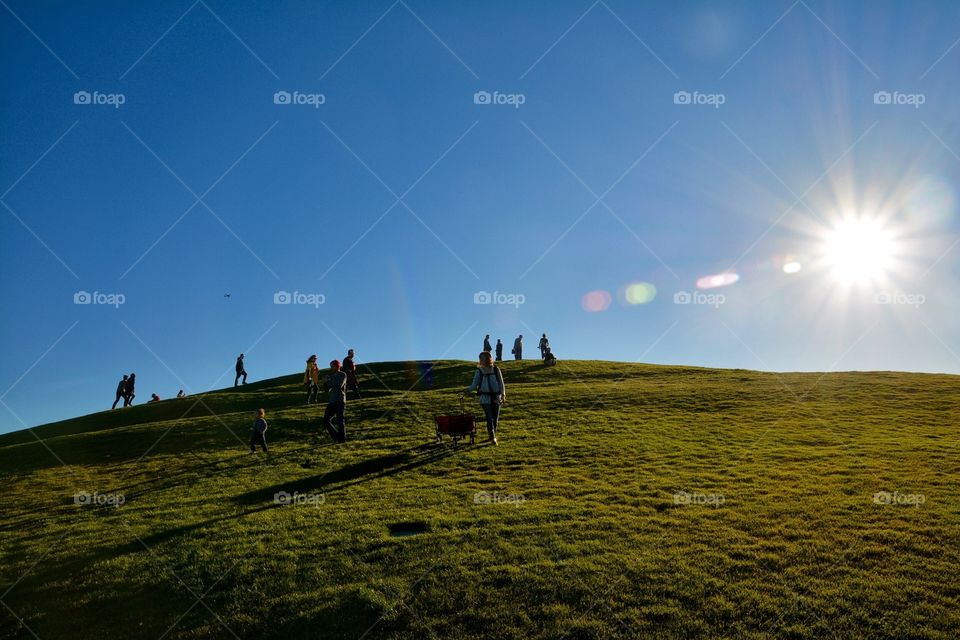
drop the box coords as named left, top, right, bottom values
left=2, top=360, right=959, bottom=639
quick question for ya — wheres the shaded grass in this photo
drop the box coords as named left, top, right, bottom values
left=1, top=360, right=958, bottom=639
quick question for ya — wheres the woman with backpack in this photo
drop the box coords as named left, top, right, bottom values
left=465, top=351, right=505, bottom=445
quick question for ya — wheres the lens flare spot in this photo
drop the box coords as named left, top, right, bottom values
left=696, top=272, right=740, bottom=290
left=582, top=290, right=612, bottom=312
left=624, top=282, right=657, bottom=305
left=782, top=261, right=802, bottom=274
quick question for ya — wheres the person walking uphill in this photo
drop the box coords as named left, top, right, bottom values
left=323, top=360, right=347, bottom=443
left=249, top=408, right=268, bottom=454
left=483, top=335, right=492, bottom=353
left=512, top=335, right=523, bottom=360
left=466, top=351, right=505, bottom=445
left=112, top=374, right=128, bottom=409
left=235, top=354, right=247, bottom=386
left=304, top=355, right=320, bottom=404
left=343, top=349, right=361, bottom=399
left=495, top=339, right=503, bottom=362
left=123, top=373, right=136, bottom=407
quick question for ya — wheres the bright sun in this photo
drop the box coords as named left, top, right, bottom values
left=822, top=217, right=897, bottom=284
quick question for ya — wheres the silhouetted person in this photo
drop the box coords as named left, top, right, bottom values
left=465, top=351, right=506, bottom=445
left=512, top=335, right=523, bottom=360
left=249, top=408, right=268, bottom=454
left=323, top=360, right=347, bottom=443
left=112, top=375, right=128, bottom=409
left=343, top=349, right=361, bottom=399
left=149, top=393, right=160, bottom=403
left=176, top=389, right=185, bottom=398
left=304, top=355, right=320, bottom=404
left=538, top=333, right=549, bottom=360
left=123, top=373, right=136, bottom=406
left=483, top=334, right=492, bottom=353
left=495, top=339, right=503, bottom=362
left=235, top=354, right=247, bottom=386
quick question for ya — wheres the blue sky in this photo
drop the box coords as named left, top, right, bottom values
left=2, top=0, right=959, bottom=432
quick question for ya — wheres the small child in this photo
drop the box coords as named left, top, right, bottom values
left=250, top=408, right=268, bottom=454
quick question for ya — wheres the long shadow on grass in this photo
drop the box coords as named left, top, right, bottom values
left=233, top=443, right=462, bottom=507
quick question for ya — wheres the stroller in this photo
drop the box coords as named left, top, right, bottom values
left=434, top=395, right=477, bottom=445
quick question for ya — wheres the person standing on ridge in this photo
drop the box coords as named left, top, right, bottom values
left=123, top=373, right=136, bottom=406
left=483, top=335, right=492, bottom=353
left=323, top=360, right=348, bottom=443
left=512, top=335, right=523, bottom=360
left=538, top=333, right=550, bottom=360
left=112, top=374, right=128, bottom=409
left=304, top=355, right=320, bottom=404
left=235, top=354, right=248, bottom=386
left=343, top=349, right=361, bottom=399
left=495, top=339, right=503, bottom=362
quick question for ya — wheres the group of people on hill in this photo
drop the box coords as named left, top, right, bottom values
left=111, top=355, right=242, bottom=409
left=482, top=333, right=555, bottom=365
left=112, top=333, right=553, bottom=453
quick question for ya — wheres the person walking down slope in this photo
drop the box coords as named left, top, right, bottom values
left=343, top=349, right=361, bottom=399
left=512, top=335, right=523, bottom=360
left=249, top=408, right=268, bottom=454
left=123, top=373, right=136, bottom=407
left=323, top=360, right=348, bottom=443
left=304, top=355, right=320, bottom=404
left=538, top=334, right=550, bottom=360
left=466, top=351, right=505, bottom=445
left=235, top=354, right=248, bottom=386
left=483, top=335, right=492, bottom=353
left=112, top=374, right=128, bottom=409
left=495, top=339, right=503, bottom=362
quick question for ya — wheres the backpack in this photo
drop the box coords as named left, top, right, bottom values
left=476, top=367, right=502, bottom=397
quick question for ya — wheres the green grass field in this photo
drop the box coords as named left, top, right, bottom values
left=2, top=360, right=959, bottom=639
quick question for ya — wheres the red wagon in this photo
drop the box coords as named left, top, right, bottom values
left=434, top=396, right=476, bottom=445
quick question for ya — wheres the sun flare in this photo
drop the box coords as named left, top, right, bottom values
left=821, top=216, right=898, bottom=285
